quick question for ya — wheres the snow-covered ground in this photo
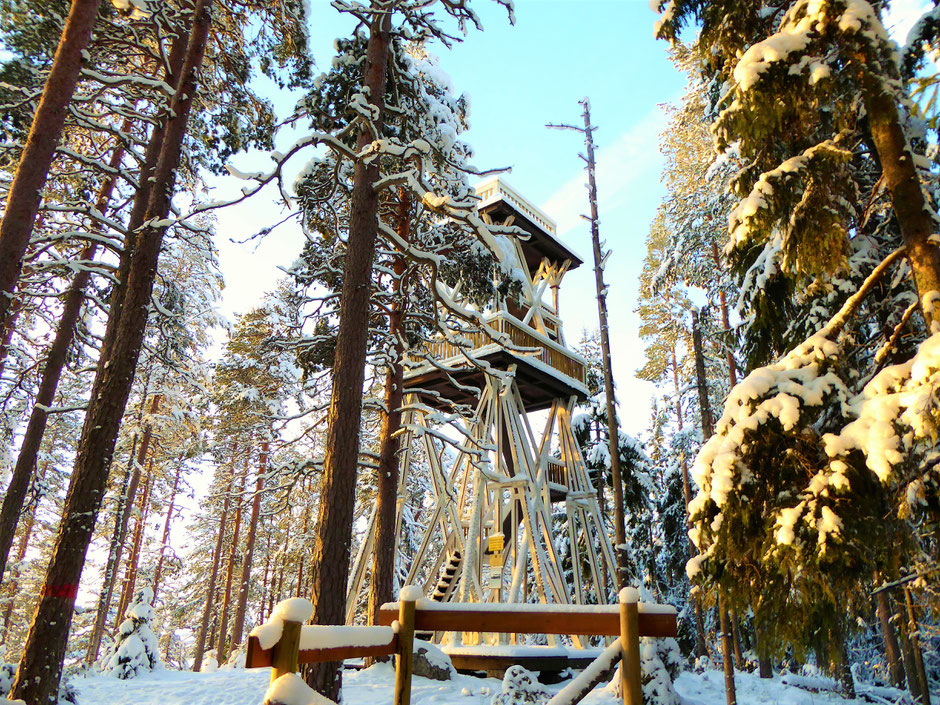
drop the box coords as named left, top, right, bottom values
left=73, top=661, right=917, bottom=705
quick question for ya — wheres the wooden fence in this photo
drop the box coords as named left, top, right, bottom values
left=246, top=589, right=677, bottom=705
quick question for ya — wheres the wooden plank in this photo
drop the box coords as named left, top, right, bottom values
left=297, top=640, right=398, bottom=664
left=245, top=636, right=399, bottom=669
left=450, top=653, right=569, bottom=673
left=246, top=635, right=272, bottom=668
left=376, top=606, right=677, bottom=638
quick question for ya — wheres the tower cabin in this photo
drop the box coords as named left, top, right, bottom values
left=405, top=176, right=588, bottom=412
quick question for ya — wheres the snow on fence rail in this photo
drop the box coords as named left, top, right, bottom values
left=246, top=588, right=677, bottom=705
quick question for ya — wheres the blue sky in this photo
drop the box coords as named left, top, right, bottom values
left=209, top=0, right=929, bottom=437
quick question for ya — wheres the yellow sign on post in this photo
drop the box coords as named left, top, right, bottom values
left=487, top=534, right=504, bottom=590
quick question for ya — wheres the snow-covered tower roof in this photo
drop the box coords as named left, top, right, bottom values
left=475, top=176, right=583, bottom=277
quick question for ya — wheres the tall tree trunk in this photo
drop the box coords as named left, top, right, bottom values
left=862, top=76, right=940, bottom=330
left=78, top=23, right=188, bottom=655
left=0, top=138, right=127, bottom=590
left=876, top=587, right=905, bottom=688
left=296, top=508, right=307, bottom=596
left=0, top=282, right=24, bottom=384
left=730, top=607, right=745, bottom=670
left=896, top=599, right=922, bottom=703
left=690, top=309, right=714, bottom=438
left=10, top=4, right=213, bottom=700
left=217, top=461, right=246, bottom=664
left=755, top=624, right=773, bottom=678
left=115, top=465, right=152, bottom=623
left=715, top=242, right=753, bottom=669
left=903, top=586, right=931, bottom=705
left=80, top=18, right=187, bottom=668
left=85, top=392, right=161, bottom=663
left=305, top=8, right=392, bottom=701
left=672, top=348, right=709, bottom=659
left=719, top=596, right=737, bottom=705
left=0, top=465, right=42, bottom=645
left=0, top=0, right=102, bottom=334
left=97, top=30, right=189, bottom=366
left=694, top=310, right=735, bottom=702
left=832, top=624, right=856, bottom=699
left=259, top=527, right=271, bottom=623
left=192, top=450, right=235, bottom=673
left=367, top=191, right=409, bottom=639
left=230, top=442, right=268, bottom=652
left=577, top=100, right=629, bottom=588
left=152, top=455, right=185, bottom=601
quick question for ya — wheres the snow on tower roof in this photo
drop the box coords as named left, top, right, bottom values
left=475, top=176, right=583, bottom=271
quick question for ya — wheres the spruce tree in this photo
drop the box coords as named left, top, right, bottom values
left=103, top=586, right=162, bottom=679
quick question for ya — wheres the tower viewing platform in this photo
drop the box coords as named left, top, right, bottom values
left=405, top=177, right=588, bottom=412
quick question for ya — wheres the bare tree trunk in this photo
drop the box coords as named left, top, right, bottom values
left=672, top=348, right=709, bottom=659
left=896, top=599, right=922, bottom=703
left=192, top=450, right=235, bottom=673
left=719, top=596, right=737, bottom=705
left=152, top=455, right=185, bottom=601
left=832, top=624, right=856, bottom=699
left=259, top=526, right=271, bottom=623
left=367, top=192, right=409, bottom=642
left=904, top=586, right=931, bottom=705
left=0, top=138, right=127, bottom=590
left=0, top=293, right=22, bottom=382
left=217, top=460, right=246, bottom=664
left=0, top=0, right=102, bottom=333
left=690, top=309, right=714, bottom=438
left=305, top=8, right=392, bottom=701
left=86, top=392, right=162, bottom=662
left=730, top=607, right=745, bottom=670
left=77, top=27, right=190, bottom=659
left=877, top=587, right=905, bottom=688
left=86, top=436, right=135, bottom=663
left=296, top=509, right=307, bottom=596
left=572, top=99, right=630, bottom=588
left=230, top=442, right=268, bottom=652
left=10, top=4, right=213, bottom=700
left=755, top=625, right=773, bottom=678
left=0, top=465, right=42, bottom=644
left=115, top=466, right=153, bottom=622
left=863, top=75, right=940, bottom=330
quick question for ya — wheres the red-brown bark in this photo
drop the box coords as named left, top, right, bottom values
left=367, top=191, right=409, bottom=635
left=86, top=391, right=162, bottom=663
left=863, top=76, right=940, bottom=329
left=115, top=466, right=153, bottom=623
left=10, top=3, right=213, bottom=700
left=217, top=461, right=246, bottom=663
left=0, top=139, right=127, bottom=594
left=0, top=464, right=43, bottom=644
left=230, top=442, right=268, bottom=651
left=305, top=9, right=393, bottom=700
left=0, top=0, right=103, bottom=334
left=192, top=450, right=235, bottom=672
left=152, top=456, right=185, bottom=601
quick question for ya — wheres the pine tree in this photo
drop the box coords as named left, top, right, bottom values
left=103, top=586, right=162, bottom=679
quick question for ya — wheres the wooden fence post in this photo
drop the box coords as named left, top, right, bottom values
left=395, top=587, right=418, bottom=705
left=271, top=619, right=302, bottom=683
left=619, top=587, right=642, bottom=705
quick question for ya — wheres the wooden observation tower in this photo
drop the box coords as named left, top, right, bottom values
left=347, top=177, right=617, bottom=644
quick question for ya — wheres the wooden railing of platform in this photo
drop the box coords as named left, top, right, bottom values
left=248, top=590, right=677, bottom=705
left=418, top=313, right=587, bottom=385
